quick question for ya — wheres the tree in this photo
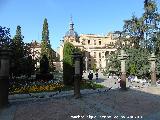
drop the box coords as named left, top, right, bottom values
left=41, top=18, right=54, bottom=71
left=129, top=63, right=136, bottom=75
left=11, top=26, right=35, bottom=77
left=106, top=51, right=121, bottom=75
left=123, top=0, right=160, bottom=50
left=63, top=42, right=75, bottom=85
left=93, top=64, right=97, bottom=73
left=154, top=32, right=160, bottom=55
left=107, top=0, right=160, bottom=78
left=123, top=15, right=145, bottom=49
left=125, top=48, right=150, bottom=77
left=11, top=26, right=25, bottom=76
left=142, top=0, right=160, bottom=51
left=0, top=26, right=12, bottom=49
left=106, top=48, right=150, bottom=78
left=40, top=55, right=49, bottom=74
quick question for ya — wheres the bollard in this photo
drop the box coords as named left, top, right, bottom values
left=118, top=50, right=128, bottom=90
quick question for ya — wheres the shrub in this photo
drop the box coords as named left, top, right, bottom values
left=63, top=42, right=75, bottom=85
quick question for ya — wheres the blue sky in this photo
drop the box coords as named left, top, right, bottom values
left=1, top=0, right=159, bottom=51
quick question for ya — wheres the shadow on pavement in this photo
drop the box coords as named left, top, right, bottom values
left=2, top=84, right=160, bottom=120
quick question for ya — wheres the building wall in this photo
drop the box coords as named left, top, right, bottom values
left=60, top=33, right=117, bottom=71
left=29, top=40, right=59, bottom=69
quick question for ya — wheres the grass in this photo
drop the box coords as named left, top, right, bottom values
left=80, top=81, right=105, bottom=89
left=61, top=81, right=105, bottom=91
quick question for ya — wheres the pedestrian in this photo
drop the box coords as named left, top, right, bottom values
left=95, top=72, right=98, bottom=80
left=88, top=71, right=93, bottom=80
left=128, top=75, right=131, bottom=82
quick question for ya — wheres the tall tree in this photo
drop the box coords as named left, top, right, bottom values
left=63, top=42, right=75, bottom=85
left=11, top=26, right=35, bottom=77
left=11, top=25, right=25, bottom=76
left=154, top=32, right=160, bottom=55
left=123, top=15, right=145, bottom=49
left=142, top=0, right=160, bottom=51
left=123, top=0, right=160, bottom=50
left=107, top=0, right=160, bottom=78
left=41, top=18, right=50, bottom=57
left=41, top=18, right=54, bottom=71
left=12, top=26, right=25, bottom=58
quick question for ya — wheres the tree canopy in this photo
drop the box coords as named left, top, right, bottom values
left=0, top=26, right=12, bottom=49
left=11, top=26, right=34, bottom=77
left=41, top=18, right=54, bottom=71
left=107, top=0, right=160, bottom=78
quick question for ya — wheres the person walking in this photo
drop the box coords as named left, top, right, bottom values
left=95, top=72, right=98, bottom=80
left=88, top=71, right=93, bottom=80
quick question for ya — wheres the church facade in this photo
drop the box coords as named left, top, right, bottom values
left=59, top=18, right=118, bottom=71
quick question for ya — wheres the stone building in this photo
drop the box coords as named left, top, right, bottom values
left=59, top=17, right=118, bottom=71
left=29, top=40, right=59, bottom=70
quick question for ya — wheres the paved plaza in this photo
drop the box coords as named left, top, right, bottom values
left=1, top=73, right=160, bottom=120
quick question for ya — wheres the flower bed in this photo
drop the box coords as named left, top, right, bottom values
left=9, top=82, right=64, bottom=94
left=9, top=79, right=105, bottom=95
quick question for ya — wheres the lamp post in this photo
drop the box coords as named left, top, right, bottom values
left=85, top=57, right=88, bottom=72
left=72, top=52, right=82, bottom=99
left=118, top=50, right=128, bottom=90
left=0, top=49, right=12, bottom=108
left=149, top=53, right=156, bottom=86
left=0, top=27, right=12, bottom=108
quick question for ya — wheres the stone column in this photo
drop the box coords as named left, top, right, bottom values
left=0, top=49, right=11, bottom=108
left=72, top=52, right=82, bottom=99
left=85, top=57, right=88, bottom=72
left=118, top=50, right=128, bottom=90
left=149, top=53, right=156, bottom=86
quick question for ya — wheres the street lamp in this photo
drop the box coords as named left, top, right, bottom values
left=72, top=52, right=82, bottom=98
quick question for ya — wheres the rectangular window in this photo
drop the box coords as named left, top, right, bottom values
left=99, top=41, right=101, bottom=45
left=70, top=39, right=74, bottom=42
left=88, top=40, right=90, bottom=44
left=99, top=53, right=101, bottom=58
left=89, top=52, right=91, bottom=58
left=94, top=52, right=96, bottom=58
left=94, top=40, right=96, bottom=45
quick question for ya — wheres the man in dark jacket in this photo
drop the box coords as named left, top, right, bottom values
left=88, top=71, right=93, bottom=80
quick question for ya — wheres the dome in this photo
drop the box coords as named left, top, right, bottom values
left=65, top=16, right=78, bottom=38
left=65, top=29, right=78, bottom=37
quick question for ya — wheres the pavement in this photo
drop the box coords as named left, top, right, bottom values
left=1, top=73, right=160, bottom=120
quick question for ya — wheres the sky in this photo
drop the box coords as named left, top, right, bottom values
left=1, top=0, right=160, bottom=51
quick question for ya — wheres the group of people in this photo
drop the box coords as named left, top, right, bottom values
left=88, top=71, right=98, bottom=80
